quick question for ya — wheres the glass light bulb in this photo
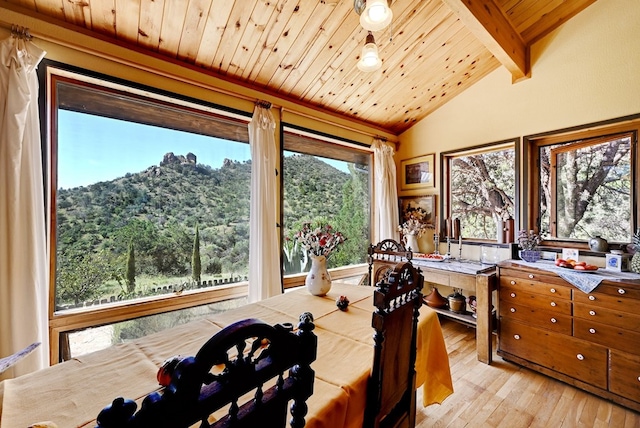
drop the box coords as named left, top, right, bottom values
left=358, top=42, right=381, bottom=72
left=367, top=2, right=388, bottom=23
left=360, top=0, right=393, bottom=32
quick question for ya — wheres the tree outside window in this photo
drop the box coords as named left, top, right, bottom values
left=446, top=144, right=516, bottom=240
left=540, top=134, right=632, bottom=242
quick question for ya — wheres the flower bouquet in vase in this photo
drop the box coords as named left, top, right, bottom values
left=518, top=229, right=541, bottom=262
left=397, top=217, right=430, bottom=253
left=295, top=221, right=346, bottom=296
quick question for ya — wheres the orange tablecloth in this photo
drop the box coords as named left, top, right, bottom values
left=0, top=283, right=453, bottom=428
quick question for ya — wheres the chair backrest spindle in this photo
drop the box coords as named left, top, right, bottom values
left=367, top=239, right=413, bottom=287
left=95, top=313, right=317, bottom=428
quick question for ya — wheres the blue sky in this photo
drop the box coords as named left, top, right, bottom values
left=58, top=110, right=348, bottom=189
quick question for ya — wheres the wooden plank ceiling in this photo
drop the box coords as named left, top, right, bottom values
left=5, top=0, right=597, bottom=135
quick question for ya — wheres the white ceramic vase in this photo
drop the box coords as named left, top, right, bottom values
left=403, top=233, right=421, bottom=253
left=306, top=255, right=332, bottom=296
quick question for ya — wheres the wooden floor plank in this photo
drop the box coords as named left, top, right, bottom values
left=417, top=318, right=640, bottom=428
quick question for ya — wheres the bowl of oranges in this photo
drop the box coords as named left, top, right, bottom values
left=555, top=258, right=598, bottom=272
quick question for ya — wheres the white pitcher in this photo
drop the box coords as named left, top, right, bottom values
left=403, top=233, right=420, bottom=253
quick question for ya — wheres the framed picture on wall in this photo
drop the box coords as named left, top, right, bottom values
left=400, top=153, right=435, bottom=190
left=399, top=195, right=436, bottom=228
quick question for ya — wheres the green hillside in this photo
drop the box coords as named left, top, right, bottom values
left=55, top=153, right=357, bottom=307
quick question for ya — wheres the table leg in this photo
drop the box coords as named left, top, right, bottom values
left=474, top=273, right=495, bottom=364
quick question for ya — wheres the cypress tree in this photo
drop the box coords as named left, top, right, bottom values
left=126, top=240, right=136, bottom=294
left=192, top=225, right=202, bottom=283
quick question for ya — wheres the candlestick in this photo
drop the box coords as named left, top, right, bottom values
left=505, top=217, right=515, bottom=243
left=458, top=235, right=462, bottom=260
left=434, top=233, right=440, bottom=255
left=453, top=218, right=461, bottom=240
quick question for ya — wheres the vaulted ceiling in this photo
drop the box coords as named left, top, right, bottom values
left=3, top=0, right=597, bottom=134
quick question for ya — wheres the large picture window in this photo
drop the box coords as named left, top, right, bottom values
left=527, top=117, right=638, bottom=245
left=443, top=141, right=517, bottom=241
left=282, top=127, right=371, bottom=276
left=44, top=65, right=251, bottom=360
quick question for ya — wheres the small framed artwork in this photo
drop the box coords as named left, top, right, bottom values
left=561, top=248, right=579, bottom=261
left=400, top=153, right=435, bottom=190
left=399, top=195, right=436, bottom=227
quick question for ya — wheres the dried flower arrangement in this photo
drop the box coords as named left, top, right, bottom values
left=518, top=229, right=541, bottom=251
left=295, top=222, right=346, bottom=258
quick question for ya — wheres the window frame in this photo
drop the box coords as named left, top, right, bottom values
left=41, top=61, right=253, bottom=363
left=280, top=124, right=373, bottom=289
left=440, top=139, right=520, bottom=243
left=524, top=115, right=640, bottom=248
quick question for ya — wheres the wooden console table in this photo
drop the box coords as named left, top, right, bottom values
left=413, top=259, right=497, bottom=364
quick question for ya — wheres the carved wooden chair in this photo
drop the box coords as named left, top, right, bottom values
left=96, top=312, right=317, bottom=428
left=367, top=239, right=413, bottom=287
left=363, top=261, right=424, bottom=428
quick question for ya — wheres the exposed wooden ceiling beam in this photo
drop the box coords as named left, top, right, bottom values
left=443, top=0, right=530, bottom=83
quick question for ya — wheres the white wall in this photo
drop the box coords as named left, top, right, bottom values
left=399, top=0, right=640, bottom=159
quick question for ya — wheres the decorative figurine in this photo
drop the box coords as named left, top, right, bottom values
left=336, top=295, right=349, bottom=311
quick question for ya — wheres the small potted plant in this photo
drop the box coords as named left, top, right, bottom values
left=518, top=229, right=541, bottom=262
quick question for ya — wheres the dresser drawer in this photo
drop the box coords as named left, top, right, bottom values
left=499, top=302, right=572, bottom=334
left=500, top=285, right=571, bottom=316
left=589, top=282, right=640, bottom=301
left=500, top=320, right=607, bottom=388
left=500, top=275, right=572, bottom=300
left=574, top=287, right=640, bottom=315
left=609, top=350, right=640, bottom=401
left=500, top=268, right=569, bottom=288
left=574, top=319, right=640, bottom=354
left=574, top=302, right=640, bottom=333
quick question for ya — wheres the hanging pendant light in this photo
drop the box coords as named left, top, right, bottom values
left=357, top=31, right=382, bottom=72
left=355, top=0, right=393, bottom=32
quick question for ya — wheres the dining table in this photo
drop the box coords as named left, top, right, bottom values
left=0, top=282, right=453, bottom=428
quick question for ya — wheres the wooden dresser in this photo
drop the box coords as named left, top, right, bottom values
left=497, top=261, right=640, bottom=412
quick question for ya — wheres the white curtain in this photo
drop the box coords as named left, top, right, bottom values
left=372, top=138, right=399, bottom=243
left=248, top=104, right=282, bottom=302
left=0, top=32, right=48, bottom=378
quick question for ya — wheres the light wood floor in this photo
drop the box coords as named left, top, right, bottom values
left=416, top=318, right=640, bottom=428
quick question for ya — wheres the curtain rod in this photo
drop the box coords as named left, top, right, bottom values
left=8, top=24, right=32, bottom=40
left=255, top=100, right=272, bottom=109
left=281, top=107, right=397, bottom=143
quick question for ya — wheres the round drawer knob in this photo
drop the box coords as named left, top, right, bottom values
left=550, top=288, right=556, bottom=293
left=589, top=328, right=596, bottom=334
left=510, top=308, right=516, bottom=313
left=510, top=280, right=516, bottom=285
left=550, top=318, right=557, bottom=323
left=637, top=376, right=640, bottom=382
left=589, top=310, right=596, bottom=316
left=577, top=354, right=584, bottom=361
left=550, top=302, right=557, bottom=307
left=618, top=288, right=626, bottom=295
left=589, top=295, right=596, bottom=301
left=528, top=274, right=534, bottom=279
left=514, top=334, right=521, bottom=340
left=510, top=292, right=516, bottom=298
